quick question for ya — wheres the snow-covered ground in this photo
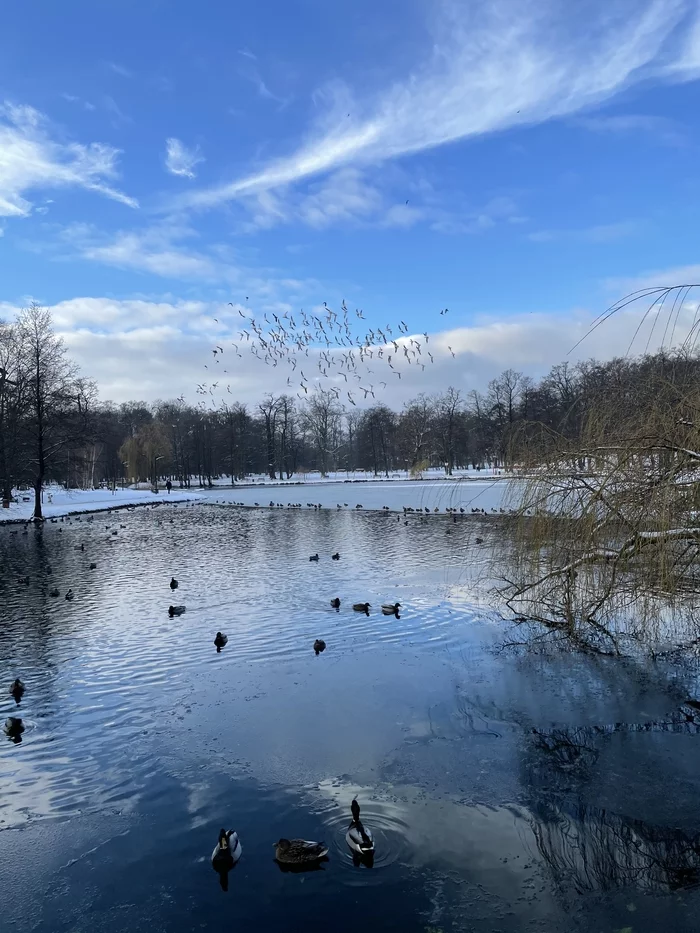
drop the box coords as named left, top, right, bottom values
left=0, top=486, right=203, bottom=523
left=201, top=478, right=512, bottom=513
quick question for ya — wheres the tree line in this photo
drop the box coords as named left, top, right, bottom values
left=3, top=305, right=700, bottom=524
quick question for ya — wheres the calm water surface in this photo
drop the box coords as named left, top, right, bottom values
left=2, top=502, right=700, bottom=932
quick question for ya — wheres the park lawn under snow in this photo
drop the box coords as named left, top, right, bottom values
left=1, top=486, right=203, bottom=523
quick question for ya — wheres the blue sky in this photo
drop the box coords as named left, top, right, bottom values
left=1, top=0, right=700, bottom=404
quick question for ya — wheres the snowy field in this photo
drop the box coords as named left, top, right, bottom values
left=201, top=477, right=512, bottom=513
left=0, top=486, right=203, bottom=523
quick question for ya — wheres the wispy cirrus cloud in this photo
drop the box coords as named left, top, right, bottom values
left=576, top=113, right=686, bottom=146
left=0, top=101, right=137, bottom=217
left=105, top=61, right=133, bottom=78
left=529, top=219, right=644, bottom=244
left=176, top=0, right=700, bottom=214
left=165, top=137, right=204, bottom=179
left=238, top=165, right=523, bottom=234
left=61, top=221, right=225, bottom=281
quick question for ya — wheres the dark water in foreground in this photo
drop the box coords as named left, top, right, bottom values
left=2, top=502, right=700, bottom=932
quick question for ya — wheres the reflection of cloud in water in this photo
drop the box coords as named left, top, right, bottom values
left=314, top=769, right=700, bottom=902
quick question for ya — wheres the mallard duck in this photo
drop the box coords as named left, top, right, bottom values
left=65, top=589, right=75, bottom=601
left=18, top=576, right=30, bottom=586
left=346, top=798, right=374, bottom=856
left=168, top=605, right=186, bottom=616
left=9, top=678, right=25, bottom=701
left=330, top=597, right=340, bottom=610
left=309, top=554, right=319, bottom=562
left=214, top=632, right=228, bottom=651
left=353, top=602, right=371, bottom=614
left=331, top=552, right=340, bottom=560
left=170, top=577, right=178, bottom=590
left=381, top=602, right=401, bottom=615
left=314, top=639, right=326, bottom=655
left=274, top=838, right=328, bottom=864
left=49, top=587, right=60, bottom=597
left=211, top=828, right=242, bottom=867
left=4, top=716, right=24, bottom=736
left=89, top=562, right=97, bottom=570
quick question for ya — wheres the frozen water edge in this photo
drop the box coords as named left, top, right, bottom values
left=1, top=473, right=514, bottom=524
left=201, top=477, right=512, bottom=513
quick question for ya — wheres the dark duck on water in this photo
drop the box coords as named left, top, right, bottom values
left=346, top=798, right=374, bottom=856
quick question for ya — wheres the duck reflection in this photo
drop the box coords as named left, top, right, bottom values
left=274, top=856, right=329, bottom=874
left=4, top=716, right=25, bottom=744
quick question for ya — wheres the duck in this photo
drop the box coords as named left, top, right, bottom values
left=331, top=552, right=340, bottom=561
left=65, top=589, right=75, bottom=601
left=314, top=639, right=326, bottom=655
left=89, top=562, right=97, bottom=570
left=211, top=828, right=242, bottom=868
left=18, top=576, right=30, bottom=586
left=381, top=602, right=401, bottom=615
left=346, top=798, right=374, bottom=856
left=353, top=602, right=371, bottom=614
left=9, top=678, right=25, bottom=702
left=330, top=598, right=340, bottom=610
left=168, top=605, right=186, bottom=616
left=214, top=632, right=228, bottom=651
left=49, top=587, right=60, bottom=597
left=4, top=716, right=25, bottom=737
left=170, top=577, right=178, bottom=590
left=274, top=838, right=328, bottom=864
left=309, top=554, right=319, bottom=562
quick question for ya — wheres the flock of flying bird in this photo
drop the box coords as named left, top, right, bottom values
left=197, top=300, right=452, bottom=406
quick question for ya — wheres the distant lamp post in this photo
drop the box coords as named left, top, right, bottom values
left=122, top=461, right=129, bottom=491
left=153, top=455, right=164, bottom=492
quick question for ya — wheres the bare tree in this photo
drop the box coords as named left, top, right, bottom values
left=0, top=321, right=28, bottom=507
left=17, top=305, right=96, bottom=520
left=433, top=387, right=463, bottom=475
left=301, top=387, right=344, bottom=476
left=258, top=394, right=283, bottom=479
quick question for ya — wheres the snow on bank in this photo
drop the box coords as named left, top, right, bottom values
left=200, top=478, right=512, bottom=513
left=1, top=486, right=203, bottom=523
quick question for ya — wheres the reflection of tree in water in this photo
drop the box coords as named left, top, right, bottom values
left=531, top=798, right=700, bottom=894
left=523, top=717, right=700, bottom=894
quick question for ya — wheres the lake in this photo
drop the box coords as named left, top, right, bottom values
left=2, top=494, right=700, bottom=932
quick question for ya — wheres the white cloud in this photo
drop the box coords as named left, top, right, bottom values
left=176, top=0, right=700, bottom=212
left=0, top=101, right=137, bottom=217
left=165, top=138, right=204, bottom=179
left=3, top=283, right=697, bottom=406
left=61, top=222, right=234, bottom=281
